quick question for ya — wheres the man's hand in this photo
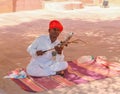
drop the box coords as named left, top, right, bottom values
left=54, top=46, right=64, bottom=54
left=36, top=50, right=45, bottom=56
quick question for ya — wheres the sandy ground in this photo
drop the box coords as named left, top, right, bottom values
left=0, top=4, right=120, bottom=94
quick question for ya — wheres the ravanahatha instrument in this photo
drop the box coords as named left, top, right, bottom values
left=43, top=32, right=87, bottom=53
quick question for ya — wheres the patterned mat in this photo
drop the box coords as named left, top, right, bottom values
left=64, top=60, right=120, bottom=84
left=12, top=75, right=74, bottom=92
left=9, top=56, right=120, bottom=92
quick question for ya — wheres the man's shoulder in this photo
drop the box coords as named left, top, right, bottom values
left=37, top=35, right=48, bottom=40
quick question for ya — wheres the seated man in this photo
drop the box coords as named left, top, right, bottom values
left=26, top=20, right=68, bottom=77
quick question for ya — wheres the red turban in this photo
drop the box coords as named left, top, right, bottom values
left=49, top=20, right=63, bottom=32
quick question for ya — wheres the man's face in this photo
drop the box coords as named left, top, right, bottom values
left=49, top=28, right=61, bottom=42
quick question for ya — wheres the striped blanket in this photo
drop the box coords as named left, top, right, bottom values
left=64, top=61, right=120, bottom=84
left=10, top=56, right=120, bottom=92
left=12, top=75, right=74, bottom=92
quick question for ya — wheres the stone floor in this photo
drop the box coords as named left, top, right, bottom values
left=0, top=5, right=120, bottom=94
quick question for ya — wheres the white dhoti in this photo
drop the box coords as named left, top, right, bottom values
left=26, top=61, right=68, bottom=77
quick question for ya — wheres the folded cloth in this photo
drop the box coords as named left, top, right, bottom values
left=4, top=68, right=27, bottom=79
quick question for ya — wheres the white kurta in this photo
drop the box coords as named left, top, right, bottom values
left=26, top=35, right=68, bottom=77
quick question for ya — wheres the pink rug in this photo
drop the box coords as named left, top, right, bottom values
left=10, top=57, right=120, bottom=92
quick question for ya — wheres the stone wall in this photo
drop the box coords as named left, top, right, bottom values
left=81, top=0, right=102, bottom=4
left=0, top=0, right=13, bottom=13
left=64, top=1, right=84, bottom=10
left=0, top=0, right=44, bottom=13
left=15, top=0, right=44, bottom=12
